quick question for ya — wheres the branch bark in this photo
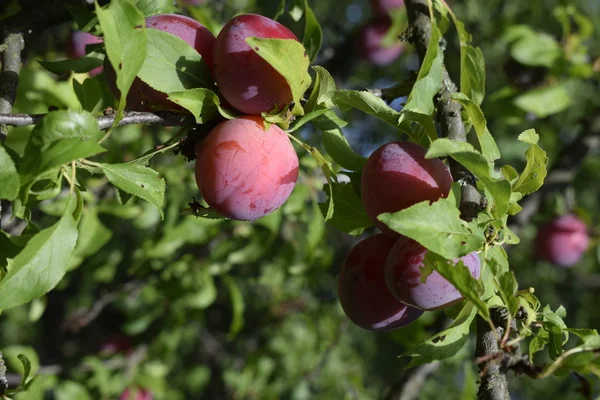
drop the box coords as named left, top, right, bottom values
left=0, top=111, right=193, bottom=131
left=0, top=31, right=24, bottom=141
left=476, top=315, right=510, bottom=400
left=404, top=1, right=507, bottom=399
left=404, top=0, right=484, bottom=221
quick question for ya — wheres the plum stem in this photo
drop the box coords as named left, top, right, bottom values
left=404, top=0, right=484, bottom=222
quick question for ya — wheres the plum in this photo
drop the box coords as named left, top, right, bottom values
left=361, top=141, right=453, bottom=237
left=385, top=237, right=481, bottom=310
left=194, top=116, right=299, bottom=220
left=67, top=31, right=104, bottom=77
left=337, top=234, right=424, bottom=331
left=213, top=14, right=300, bottom=115
left=535, top=214, right=589, bottom=267
left=105, top=14, right=215, bottom=111
left=120, top=388, right=152, bottom=400
left=370, top=0, right=405, bottom=16
left=356, top=19, right=404, bottom=66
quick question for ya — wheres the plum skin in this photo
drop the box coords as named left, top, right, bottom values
left=384, top=237, right=481, bottom=311
left=337, top=234, right=424, bottom=331
left=356, top=19, right=404, bottom=66
left=213, top=13, right=300, bottom=115
left=194, top=116, right=299, bottom=221
left=105, top=14, right=215, bottom=111
left=67, top=31, right=104, bottom=77
left=535, top=214, right=589, bottom=267
left=361, top=141, right=453, bottom=237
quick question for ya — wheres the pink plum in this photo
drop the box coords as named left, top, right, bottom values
left=356, top=19, right=404, bottom=66
left=105, top=14, right=215, bottom=111
left=194, top=116, right=299, bottom=220
left=67, top=31, right=104, bottom=77
left=213, top=14, right=301, bottom=115
left=385, top=237, right=481, bottom=310
left=361, top=141, right=453, bottom=237
left=120, top=388, right=152, bottom=400
left=535, top=214, right=589, bottom=267
left=337, top=234, right=424, bottom=331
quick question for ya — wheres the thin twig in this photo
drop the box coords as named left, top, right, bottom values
left=0, top=111, right=193, bottom=131
left=404, top=0, right=484, bottom=221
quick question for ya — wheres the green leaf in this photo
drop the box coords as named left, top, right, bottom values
left=167, top=88, right=223, bottom=123
left=321, top=129, right=366, bottom=171
left=99, top=163, right=165, bottom=218
left=403, top=302, right=477, bottom=368
left=461, top=46, right=485, bottom=106
left=425, top=252, right=488, bottom=320
left=319, top=181, right=372, bottom=235
left=285, top=109, right=329, bottom=133
left=507, top=26, right=562, bottom=68
left=497, top=271, right=519, bottom=317
left=514, top=84, right=571, bottom=118
left=426, top=138, right=511, bottom=218
left=222, top=275, right=245, bottom=341
left=0, top=144, right=20, bottom=200
left=96, top=0, right=146, bottom=119
left=302, top=0, right=322, bottom=62
left=19, top=110, right=105, bottom=185
left=245, top=37, right=311, bottom=116
left=138, top=28, right=214, bottom=94
left=403, top=24, right=444, bottom=115
left=73, top=78, right=102, bottom=112
left=0, top=195, right=78, bottom=309
left=68, top=209, right=113, bottom=270
left=446, top=11, right=486, bottom=106
left=333, top=90, right=400, bottom=126
left=451, top=93, right=501, bottom=162
left=132, top=0, right=174, bottom=16
left=39, top=53, right=104, bottom=75
left=513, top=129, right=548, bottom=195
left=305, top=66, right=336, bottom=111
left=379, top=197, right=485, bottom=259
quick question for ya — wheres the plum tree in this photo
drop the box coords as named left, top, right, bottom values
left=194, top=116, right=299, bottom=221
left=67, top=31, right=104, bottom=77
left=535, top=214, right=590, bottom=267
left=337, top=234, right=424, bottom=331
left=120, top=388, right=152, bottom=400
left=361, top=141, right=453, bottom=236
left=385, top=237, right=481, bottom=310
left=105, top=14, right=215, bottom=111
left=356, top=19, right=404, bottom=66
left=370, top=0, right=405, bottom=16
left=213, top=14, right=300, bottom=115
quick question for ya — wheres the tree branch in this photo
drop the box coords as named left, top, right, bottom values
left=0, top=31, right=24, bottom=141
left=475, top=314, right=510, bottom=400
left=0, top=111, right=193, bottom=131
left=404, top=0, right=484, bottom=221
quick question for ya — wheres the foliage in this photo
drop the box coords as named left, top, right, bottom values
left=0, top=0, right=599, bottom=399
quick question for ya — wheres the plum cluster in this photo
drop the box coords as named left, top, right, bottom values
left=338, top=142, right=481, bottom=331
left=98, top=13, right=302, bottom=220
left=355, top=0, right=405, bottom=66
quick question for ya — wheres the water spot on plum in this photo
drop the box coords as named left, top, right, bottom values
left=249, top=201, right=256, bottom=209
